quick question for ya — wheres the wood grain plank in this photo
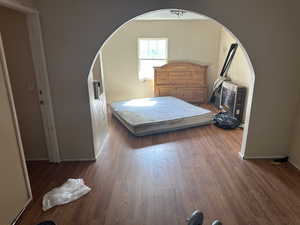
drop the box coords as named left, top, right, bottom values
left=17, top=107, right=300, bottom=225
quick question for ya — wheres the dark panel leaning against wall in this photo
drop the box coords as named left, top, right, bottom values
left=0, top=6, right=48, bottom=160
left=35, top=0, right=300, bottom=160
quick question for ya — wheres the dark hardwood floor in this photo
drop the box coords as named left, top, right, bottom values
left=18, top=111, right=300, bottom=225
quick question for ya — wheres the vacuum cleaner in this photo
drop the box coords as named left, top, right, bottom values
left=36, top=210, right=222, bottom=225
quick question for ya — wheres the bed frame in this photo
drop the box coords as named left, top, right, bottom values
left=154, top=62, right=208, bottom=104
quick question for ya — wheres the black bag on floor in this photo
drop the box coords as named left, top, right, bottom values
left=214, top=111, right=240, bottom=129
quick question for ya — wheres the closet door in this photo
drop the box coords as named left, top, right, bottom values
left=0, top=35, right=32, bottom=225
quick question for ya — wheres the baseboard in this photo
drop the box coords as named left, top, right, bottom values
left=12, top=197, right=32, bottom=225
left=62, top=158, right=96, bottom=162
left=239, top=152, right=245, bottom=159
left=26, top=158, right=48, bottom=162
left=26, top=158, right=97, bottom=163
left=95, top=133, right=109, bottom=160
left=241, top=153, right=288, bottom=160
left=27, top=157, right=97, bottom=162
left=289, top=160, right=300, bottom=171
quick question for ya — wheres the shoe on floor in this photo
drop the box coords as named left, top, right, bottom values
left=37, top=221, right=56, bottom=225
left=212, top=220, right=222, bottom=225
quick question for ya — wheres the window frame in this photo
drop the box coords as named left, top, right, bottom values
left=138, top=38, right=168, bottom=80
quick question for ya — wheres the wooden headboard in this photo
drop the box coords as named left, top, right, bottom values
left=154, top=62, right=208, bottom=104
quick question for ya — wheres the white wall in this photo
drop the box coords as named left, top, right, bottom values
left=218, top=27, right=254, bottom=122
left=102, top=20, right=222, bottom=103
left=35, top=0, right=300, bottom=160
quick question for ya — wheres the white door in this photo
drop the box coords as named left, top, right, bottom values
left=0, top=35, right=32, bottom=225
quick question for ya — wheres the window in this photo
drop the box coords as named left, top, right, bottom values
left=138, top=38, right=168, bottom=80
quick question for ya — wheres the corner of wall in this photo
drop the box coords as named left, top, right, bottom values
left=288, top=97, right=300, bottom=169
left=88, top=53, right=109, bottom=160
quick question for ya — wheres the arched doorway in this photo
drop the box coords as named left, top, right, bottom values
left=16, top=2, right=300, bottom=225
left=88, top=9, right=255, bottom=157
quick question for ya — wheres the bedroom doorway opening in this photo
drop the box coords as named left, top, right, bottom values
left=88, top=9, right=255, bottom=158
left=0, top=6, right=51, bottom=162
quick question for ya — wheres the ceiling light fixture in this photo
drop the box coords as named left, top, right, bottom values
left=170, top=9, right=187, bottom=17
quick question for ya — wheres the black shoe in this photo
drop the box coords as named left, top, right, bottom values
left=36, top=221, right=56, bottom=225
left=187, top=210, right=204, bottom=225
left=212, top=220, right=222, bottom=225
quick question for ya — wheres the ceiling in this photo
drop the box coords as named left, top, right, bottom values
left=134, top=9, right=209, bottom=21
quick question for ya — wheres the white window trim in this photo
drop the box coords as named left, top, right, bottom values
left=138, top=38, right=168, bottom=81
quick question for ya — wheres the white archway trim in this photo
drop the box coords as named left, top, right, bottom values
left=0, top=0, right=37, bottom=13
left=91, top=9, right=256, bottom=158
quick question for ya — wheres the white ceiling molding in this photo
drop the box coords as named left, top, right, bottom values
left=135, top=9, right=209, bottom=21
left=0, top=0, right=37, bottom=13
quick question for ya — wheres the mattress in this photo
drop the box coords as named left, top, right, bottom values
left=111, top=96, right=214, bottom=136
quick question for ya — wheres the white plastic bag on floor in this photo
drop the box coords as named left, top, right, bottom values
left=42, top=178, right=91, bottom=211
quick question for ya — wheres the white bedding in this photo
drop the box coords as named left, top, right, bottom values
left=111, top=97, right=214, bottom=136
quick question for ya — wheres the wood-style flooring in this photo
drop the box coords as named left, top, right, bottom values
left=18, top=111, right=300, bottom=225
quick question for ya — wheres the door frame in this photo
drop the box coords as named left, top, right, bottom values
left=0, top=33, right=32, bottom=225
left=0, top=0, right=61, bottom=162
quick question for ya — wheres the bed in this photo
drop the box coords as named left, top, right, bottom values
left=154, top=62, right=208, bottom=104
left=111, top=96, right=214, bottom=136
